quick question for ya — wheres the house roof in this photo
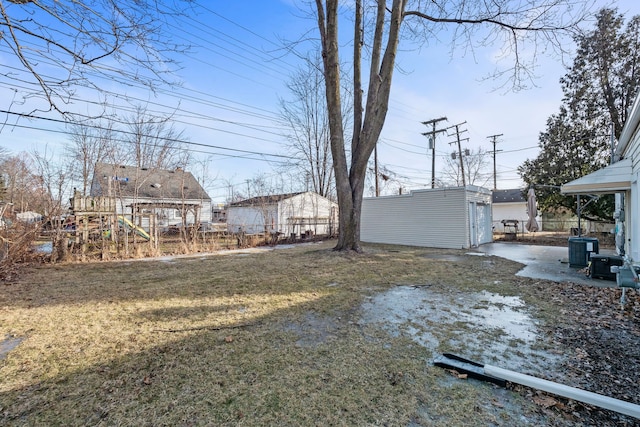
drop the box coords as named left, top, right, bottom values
left=229, top=192, right=305, bottom=207
left=492, top=189, right=525, bottom=204
left=616, top=90, right=640, bottom=158
left=560, top=158, right=632, bottom=195
left=91, top=163, right=211, bottom=201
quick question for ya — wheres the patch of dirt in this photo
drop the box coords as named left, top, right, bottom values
left=537, top=283, right=640, bottom=426
left=477, top=234, right=638, bottom=424
left=488, top=234, right=639, bottom=424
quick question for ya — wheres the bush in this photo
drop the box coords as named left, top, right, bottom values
left=0, top=221, right=42, bottom=281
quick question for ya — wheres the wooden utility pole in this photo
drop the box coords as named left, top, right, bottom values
left=374, top=144, right=379, bottom=196
left=421, top=116, right=448, bottom=188
left=487, top=133, right=503, bottom=190
left=449, top=122, right=468, bottom=187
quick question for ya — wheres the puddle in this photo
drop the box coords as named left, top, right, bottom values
left=280, top=286, right=565, bottom=424
left=422, top=254, right=467, bottom=262
left=0, top=334, right=23, bottom=360
left=466, top=290, right=537, bottom=344
left=280, top=285, right=563, bottom=378
left=360, top=286, right=561, bottom=377
left=33, top=242, right=53, bottom=253
left=281, top=312, right=342, bottom=347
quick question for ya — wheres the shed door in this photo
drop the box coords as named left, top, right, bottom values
left=476, top=203, right=492, bottom=244
left=469, top=202, right=492, bottom=247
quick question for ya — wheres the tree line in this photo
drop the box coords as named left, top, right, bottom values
left=519, top=9, right=640, bottom=221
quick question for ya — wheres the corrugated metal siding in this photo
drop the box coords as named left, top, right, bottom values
left=361, top=187, right=470, bottom=248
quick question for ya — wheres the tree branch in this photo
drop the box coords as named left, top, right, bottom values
left=403, top=10, right=575, bottom=33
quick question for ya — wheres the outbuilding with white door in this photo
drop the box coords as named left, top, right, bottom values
left=360, top=186, right=493, bottom=249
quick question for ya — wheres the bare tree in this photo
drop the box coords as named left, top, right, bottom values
left=366, top=163, right=402, bottom=197
left=123, top=106, right=187, bottom=170
left=313, top=0, right=591, bottom=251
left=441, top=147, right=491, bottom=187
left=64, top=106, right=186, bottom=196
left=65, top=121, right=115, bottom=195
left=0, top=147, right=9, bottom=203
left=0, top=152, right=42, bottom=213
left=30, top=147, right=73, bottom=261
left=0, top=0, right=188, bottom=115
left=279, top=54, right=337, bottom=199
left=30, top=147, right=72, bottom=219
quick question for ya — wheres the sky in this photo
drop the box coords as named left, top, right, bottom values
left=1, top=0, right=639, bottom=203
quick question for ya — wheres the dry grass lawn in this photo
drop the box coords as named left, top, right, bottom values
left=0, top=241, right=621, bottom=426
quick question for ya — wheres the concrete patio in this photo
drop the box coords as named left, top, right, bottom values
left=475, top=242, right=618, bottom=287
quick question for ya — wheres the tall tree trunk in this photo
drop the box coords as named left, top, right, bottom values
left=316, top=0, right=404, bottom=251
left=316, top=0, right=352, bottom=250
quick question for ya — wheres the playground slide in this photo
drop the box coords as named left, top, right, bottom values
left=117, top=216, right=151, bottom=241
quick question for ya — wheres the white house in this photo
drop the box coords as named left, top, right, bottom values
left=16, top=211, right=43, bottom=223
left=561, top=95, right=640, bottom=259
left=90, top=163, right=212, bottom=230
left=226, top=191, right=338, bottom=237
left=360, top=186, right=493, bottom=249
left=492, top=189, right=543, bottom=233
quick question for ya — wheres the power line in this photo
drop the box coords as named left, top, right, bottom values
left=0, top=64, right=292, bottom=152
left=0, top=3, right=298, bottom=122
left=0, top=50, right=284, bottom=123
left=0, top=109, right=296, bottom=161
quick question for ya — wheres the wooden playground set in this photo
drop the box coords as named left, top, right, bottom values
left=65, top=191, right=159, bottom=254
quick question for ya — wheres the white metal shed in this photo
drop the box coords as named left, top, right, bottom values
left=360, top=186, right=493, bottom=249
left=227, top=191, right=338, bottom=237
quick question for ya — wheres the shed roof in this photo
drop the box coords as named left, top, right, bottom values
left=229, top=192, right=305, bottom=207
left=91, top=163, right=210, bottom=201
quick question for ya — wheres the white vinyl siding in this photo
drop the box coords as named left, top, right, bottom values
left=227, top=205, right=276, bottom=234
left=111, top=196, right=211, bottom=227
left=361, top=186, right=492, bottom=249
left=227, top=192, right=338, bottom=236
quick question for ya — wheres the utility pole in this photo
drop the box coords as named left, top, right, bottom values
left=374, top=144, right=379, bottom=196
left=449, top=122, right=469, bottom=187
left=421, top=117, right=448, bottom=188
left=487, top=133, right=503, bottom=190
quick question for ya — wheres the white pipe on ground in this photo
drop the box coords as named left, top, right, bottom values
left=483, top=364, right=640, bottom=419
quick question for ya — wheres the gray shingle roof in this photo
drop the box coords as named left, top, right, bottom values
left=91, top=163, right=210, bottom=201
left=492, top=188, right=525, bottom=203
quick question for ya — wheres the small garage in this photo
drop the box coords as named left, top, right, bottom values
left=360, top=186, right=493, bottom=249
